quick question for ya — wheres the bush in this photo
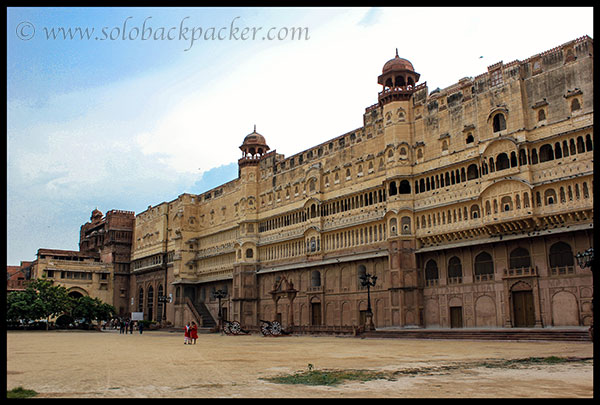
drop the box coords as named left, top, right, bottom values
left=7, top=387, right=38, bottom=398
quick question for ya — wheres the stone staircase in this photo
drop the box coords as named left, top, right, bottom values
left=359, top=327, right=592, bottom=342
left=193, top=301, right=217, bottom=329
left=184, top=297, right=217, bottom=329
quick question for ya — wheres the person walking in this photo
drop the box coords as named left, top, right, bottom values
left=129, top=320, right=134, bottom=334
left=139, top=321, right=144, bottom=334
left=119, top=319, right=125, bottom=334
left=184, top=322, right=190, bottom=344
left=190, top=321, right=198, bottom=344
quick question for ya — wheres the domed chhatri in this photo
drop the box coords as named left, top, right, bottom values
left=240, top=125, right=270, bottom=161
left=377, top=48, right=420, bottom=90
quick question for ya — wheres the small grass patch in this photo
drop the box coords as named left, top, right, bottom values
left=262, top=364, right=392, bottom=386
left=263, top=357, right=590, bottom=386
left=7, top=386, right=38, bottom=398
left=479, top=356, right=571, bottom=369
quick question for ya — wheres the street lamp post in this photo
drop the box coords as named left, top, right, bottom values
left=212, top=289, right=227, bottom=332
left=575, top=248, right=594, bottom=339
left=360, top=273, right=377, bottom=331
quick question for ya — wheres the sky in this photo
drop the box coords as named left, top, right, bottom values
left=6, top=7, right=594, bottom=264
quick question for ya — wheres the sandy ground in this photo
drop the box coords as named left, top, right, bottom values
left=6, top=329, right=594, bottom=398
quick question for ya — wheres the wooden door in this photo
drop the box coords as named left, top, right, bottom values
left=311, top=302, right=321, bottom=325
left=513, top=291, right=535, bottom=327
left=450, top=307, right=463, bottom=328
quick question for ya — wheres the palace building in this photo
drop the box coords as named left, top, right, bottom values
left=41, top=36, right=596, bottom=331
left=28, top=209, right=135, bottom=317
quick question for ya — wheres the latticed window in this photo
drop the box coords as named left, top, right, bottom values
left=474, top=252, right=494, bottom=282
left=549, top=242, right=574, bottom=276
left=311, top=270, right=321, bottom=287
left=138, top=288, right=144, bottom=312
left=509, top=248, right=531, bottom=269
left=448, top=257, right=462, bottom=284
left=424, top=260, right=439, bottom=286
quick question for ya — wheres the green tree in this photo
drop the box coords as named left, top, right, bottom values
left=71, top=296, right=115, bottom=326
left=6, top=279, right=72, bottom=329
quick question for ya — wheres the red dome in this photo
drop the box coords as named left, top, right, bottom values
left=382, top=48, right=415, bottom=73
left=242, top=132, right=267, bottom=146
left=382, top=54, right=415, bottom=73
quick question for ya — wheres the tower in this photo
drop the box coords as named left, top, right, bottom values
left=378, top=51, right=423, bottom=327
left=233, top=127, right=270, bottom=326
left=378, top=49, right=420, bottom=148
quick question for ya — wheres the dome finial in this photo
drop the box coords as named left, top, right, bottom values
left=253, top=124, right=256, bottom=133
left=395, top=48, right=398, bottom=57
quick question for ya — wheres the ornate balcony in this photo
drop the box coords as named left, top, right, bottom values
left=503, top=266, right=538, bottom=279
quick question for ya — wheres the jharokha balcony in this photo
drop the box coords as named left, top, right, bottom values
left=503, top=266, right=538, bottom=278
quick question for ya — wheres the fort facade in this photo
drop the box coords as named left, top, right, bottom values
left=13, top=36, right=593, bottom=331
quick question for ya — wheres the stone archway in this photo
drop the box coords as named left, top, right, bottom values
left=269, top=275, right=298, bottom=327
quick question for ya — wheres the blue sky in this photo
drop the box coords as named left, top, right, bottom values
left=6, top=7, right=594, bottom=264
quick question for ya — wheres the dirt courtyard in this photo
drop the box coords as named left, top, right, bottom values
left=6, top=329, right=594, bottom=398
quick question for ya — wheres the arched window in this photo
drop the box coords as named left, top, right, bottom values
left=466, top=133, right=474, bottom=144
left=147, top=286, right=154, bottom=321
left=401, top=216, right=411, bottom=234
left=474, top=252, right=494, bottom=281
left=585, top=134, right=593, bottom=152
left=157, top=284, right=164, bottom=322
left=544, top=189, right=557, bottom=205
left=554, top=142, right=562, bottom=159
left=389, top=218, right=398, bottom=236
left=537, top=109, right=546, bottom=121
left=138, top=287, right=144, bottom=312
left=562, top=140, right=569, bottom=157
left=496, top=153, right=510, bottom=171
left=509, top=248, right=531, bottom=270
left=570, top=98, right=580, bottom=112
left=399, top=180, right=411, bottom=194
left=539, top=144, right=554, bottom=162
left=493, top=113, right=506, bottom=132
left=448, top=257, right=463, bottom=283
left=425, top=260, right=439, bottom=285
left=470, top=204, right=480, bottom=219
left=246, top=248, right=254, bottom=258
left=500, top=196, right=512, bottom=212
left=548, top=242, right=574, bottom=269
left=577, top=136, right=585, bottom=153
left=531, top=148, right=539, bottom=164
left=357, top=265, right=367, bottom=288
left=311, top=270, right=321, bottom=287
left=388, top=181, right=398, bottom=196
left=519, top=149, right=528, bottom=165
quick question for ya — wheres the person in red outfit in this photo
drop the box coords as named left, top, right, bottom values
left=190, top=321, right=198, bottom=344
left=184, top=322, right=190, bottom=344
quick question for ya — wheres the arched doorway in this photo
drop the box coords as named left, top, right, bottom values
left=68, top=290, right=84, bottom=299
left=511, top=281, right=535, bottom=327
left=310, top=297, right=321, bottom=326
